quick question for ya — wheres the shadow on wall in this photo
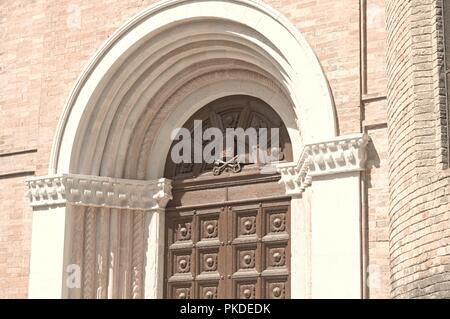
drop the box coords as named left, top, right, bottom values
left=365, top=137, right=380, bottom=189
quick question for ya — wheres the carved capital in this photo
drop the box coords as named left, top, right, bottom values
left=26, top=175, right=66, bottom=207
left=277, top=133, right=369, bottom=196
left=26, top=174, right=172, bottom=210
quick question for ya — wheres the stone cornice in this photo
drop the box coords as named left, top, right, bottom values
left=277, top=133, right=369, bottom=196
left=26, top=175, right=66, bottom=207
left=26, top=174, right=172, bottom=210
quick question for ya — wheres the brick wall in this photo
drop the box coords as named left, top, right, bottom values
left=0, top=174, right=33, bottom=298
left=362, top=0, right=391, bottom=299
left=0, top=0, right=391, bottom=298
left=386, top=0, right=450, bottom=298
left=0, top=0, right=162, bottom=299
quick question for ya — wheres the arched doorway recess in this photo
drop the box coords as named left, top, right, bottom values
left=25, top=0, right=367, bottom=299
left=164, top=95, right=293, bottom=299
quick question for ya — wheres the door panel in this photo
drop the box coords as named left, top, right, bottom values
left=165, top=199, right=290, bottom=299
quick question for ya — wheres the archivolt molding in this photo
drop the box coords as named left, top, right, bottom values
left=51, top=0, right=337, bottom=176
left=135, top=68, right=289, bottom=179
left=277, top=134, right=369, bottom=196
left=26, top=174, right=172, bottom=210
left=161, top=69, right=287, bottom=111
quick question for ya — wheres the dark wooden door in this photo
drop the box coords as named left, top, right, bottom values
left=164, top=198, right=290, bottom=299
left=163, top=95, right=293, bottom=299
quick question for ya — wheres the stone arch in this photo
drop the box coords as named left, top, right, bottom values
left=50, top=0, right=337, bottom=177
left=26, top=0, right=370, bottom=299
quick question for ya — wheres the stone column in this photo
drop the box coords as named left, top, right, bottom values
left=278, top=133, right=368, bottom=299
left=144, top=208, right=165, bottom=298
left=26, top=174, right=172, bottom=299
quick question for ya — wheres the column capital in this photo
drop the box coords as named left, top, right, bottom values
left=26, top=174, right=173, bottom=210
left=277, top=133, right=369, bottom=196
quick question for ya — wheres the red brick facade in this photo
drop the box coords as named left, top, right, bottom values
left=386, top=0, right=450, bottom=298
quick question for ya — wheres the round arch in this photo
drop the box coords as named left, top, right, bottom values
left=50, top=0, right=337, bottom=177
left=27, top=0, right=346, bottom=299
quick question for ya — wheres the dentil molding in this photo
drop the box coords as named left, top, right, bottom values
left=26, top=174, right=172, bottom=210
left=277, top=133, right=369, bottom=196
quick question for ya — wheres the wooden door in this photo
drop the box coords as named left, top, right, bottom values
left=164, top=198, right=290, bottom=299
left=163, top=95, right=293, bottom=299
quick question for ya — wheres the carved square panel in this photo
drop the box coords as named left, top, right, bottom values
left=172, top=284, right=191, bottom=299
left=199, top=283, right=219, bottom=299
left=199, top=216, right=219, bottom=240
left=240, top=215, right=256, bottom=236
left=234, top=208, right=259, bottom=239
left=264, top=280, right=286, bottom=299
left=265, top=209, right=287, bottom=234
left=238, top=248, right=256, bottom=270
left=174, top=220, right=192, bottom=242
left=266, top=245, right=287, bottom=268
left=236, top=281, right=257, bottom=299
left=199, top=250, right=219, bottom=273
left=173, top=252, right=191, bottom=274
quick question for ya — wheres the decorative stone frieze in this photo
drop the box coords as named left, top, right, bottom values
left=26, top=174, right=172, bottom=210
left=26, top=175, right=66, bottom=207
left=277, top=134, right=368, bottom=196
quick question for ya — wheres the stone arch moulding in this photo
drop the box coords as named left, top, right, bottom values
left=26, top=0, right=368, bottom=299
